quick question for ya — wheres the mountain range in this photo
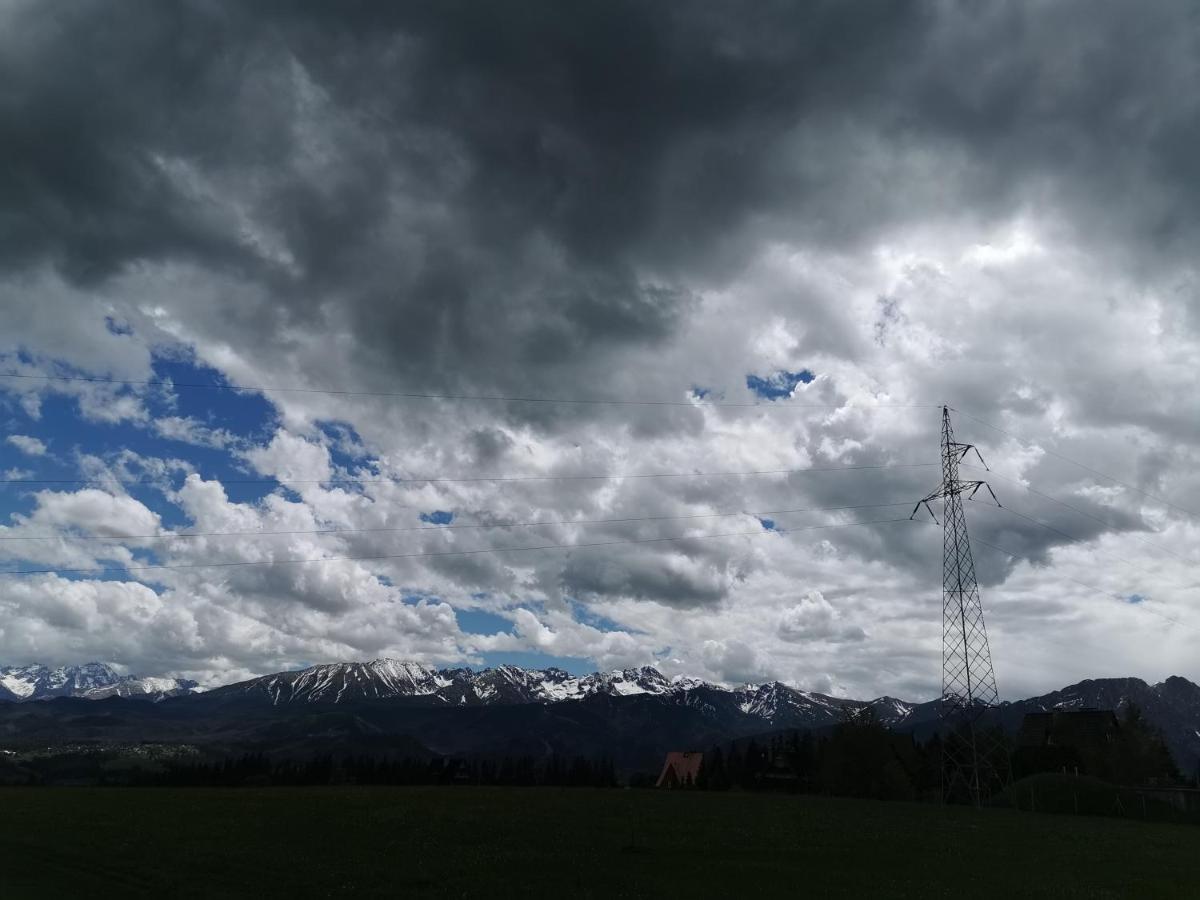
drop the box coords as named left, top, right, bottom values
left=1, top=659, right=1197, bottom=776
left=0, top=663, right=199, bottom=702
left=195, top=658, right=927, bottom=729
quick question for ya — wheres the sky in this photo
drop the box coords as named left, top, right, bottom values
left=1, top=0, right=1199, bottom=699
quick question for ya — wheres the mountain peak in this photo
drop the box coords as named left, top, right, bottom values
left=0, top=662, right=197, bottom=702
left=9, top=658, right=1198, bottom=774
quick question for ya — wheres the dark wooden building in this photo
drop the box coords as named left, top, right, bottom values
left=1015, top=708, right=1120, bottom=777
left=1018, top=708, right=1121, bottom=749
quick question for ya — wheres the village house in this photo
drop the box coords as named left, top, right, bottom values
left=656, top=751, right=703, bottom=788
left=1015, top=708, right=1121, bottom=776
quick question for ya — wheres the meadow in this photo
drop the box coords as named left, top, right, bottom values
left=1, top=786, right=1198, bottom=898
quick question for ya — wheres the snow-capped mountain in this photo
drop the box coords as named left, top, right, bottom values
left=204, top=660, right=686, bottom=707
left=1, top=659, right=1197, bottom=774
left=191, top=659, right=1200, bottom=768
left=728, top=681, right=916, bottom=729
left=5, top=658, right=1198, bottom=771
left=0, top=663, right=200, bottom=702
left=197, top=658, right=934, bottom=734
left=82, top=676, right=203, bottom=701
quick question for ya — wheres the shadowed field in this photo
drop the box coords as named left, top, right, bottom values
left=1, top=787, right=1198, bottom=898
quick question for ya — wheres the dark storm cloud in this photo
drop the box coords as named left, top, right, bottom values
left=4, top=0, right=1200, bottom=648
left=5, top=0, right=1198, bottom=401
left=0, top=2, right=286, bottom=283
left=559, top=544, right=733, bottom=608
left=1, top=0, right=917, bottom=398
left=911, top=2, right=1200, bottom=270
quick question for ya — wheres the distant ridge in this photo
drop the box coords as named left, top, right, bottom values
left=3, top=658, right=1198, bottom=771
left=204, top=659, right=689, bottom=707
left=199, top=661, right=1195, bottom=770
left=0, top=663, right=199, bottom=702
left=193, top=659, right=922, bottom=730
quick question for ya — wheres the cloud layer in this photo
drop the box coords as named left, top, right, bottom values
left=1, top=1, right=1198, bottom=698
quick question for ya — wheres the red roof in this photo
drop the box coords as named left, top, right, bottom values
left=656, top=751, right=703, bottom=787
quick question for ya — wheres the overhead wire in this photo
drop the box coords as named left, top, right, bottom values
left=913, top=414, right=1200, bottom=642
left=0, top=501, right=912, bottom=543
left=890, top=519, right=1197, bottom=643
left=0, top=461, right=937, bottom=488
left=0, top=372, right=938, bottom=410
left=968, top=499, right=1190, bottom=594
left=0, top=516, right=916, bottom=578
left=6, top=379, right=1192, bottom=640
left=954, top=409, right=1200, bottom=522
left=970, top=534, right=1197, bottom=633
left=961, top=463, right=1190, bottom=563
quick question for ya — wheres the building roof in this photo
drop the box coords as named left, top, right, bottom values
left=656, top=751, right=703, bottom=787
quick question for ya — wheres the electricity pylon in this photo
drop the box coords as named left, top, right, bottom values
left=912, top=406, right=1007, bottom=806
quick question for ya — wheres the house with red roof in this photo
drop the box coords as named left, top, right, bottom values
left=656, top=751, right=703, bottom=788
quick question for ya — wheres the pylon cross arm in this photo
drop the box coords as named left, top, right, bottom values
left=947, top=441, right=990, bottom=470
left=911, top=487, right=947, bottom=521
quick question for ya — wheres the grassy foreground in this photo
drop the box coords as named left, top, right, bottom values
left=1, top=787, right=1198, bottom=898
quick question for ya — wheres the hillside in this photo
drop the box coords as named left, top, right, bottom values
left=1, top=658, right=1198, bottom=774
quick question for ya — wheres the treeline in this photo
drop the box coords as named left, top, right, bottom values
left=643, top=705, right=1186, bottom=802
left=7, top=704, right=1184, bottom=799
left=148, top=752, right=618, bottom=788
left=637, top=708, right=943, bottom=801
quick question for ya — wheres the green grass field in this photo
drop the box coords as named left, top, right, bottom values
left=1, top=787, right=1198, bottom=898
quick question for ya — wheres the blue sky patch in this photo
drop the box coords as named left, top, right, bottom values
left=316, top=420, right=370, bottom=467
left=570, top=601, right=631, bottom=634
left=0, top=349, right=646, bottom=676
left=1126, top=593, right=1146, bottom=604
left=745, top=368, right=815, bottom=401
left=758, top=517, right=777, bottom=531
left=0, top=354, right=284, bottom=541
left=153, top=356, right=277, bottom=443
left=455, top=608, right=513, bottom=634
left=104, top=316, right=133, bottom=336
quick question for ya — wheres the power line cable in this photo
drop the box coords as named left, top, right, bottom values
left=971, top=534, right=1196, bottom=633
left=0, top=501, right=911, bottom=543
left=891, top=516, right=1195, bottom=634
left=0, top=516, right=914, bottom=578
left=0, top=372, right=938, bottom=410
left=955, top=409, right=1200, bottom=521
left=969, top=500, right=1188, bottom=589
left=962, top=463, right=1189, bottom=563
left=0, top=461, right=936, bottom=488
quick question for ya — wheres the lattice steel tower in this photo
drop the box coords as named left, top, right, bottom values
left=912, top=406, right=1006, bottom=805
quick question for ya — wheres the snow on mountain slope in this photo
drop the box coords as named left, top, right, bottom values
left=81, top=676, right=202, bottom=700
left=0, top=673, right=36, bottom=699
left=12, top=657, right=1195, bottom=768
left=0, top=657, right=917, bottom=731
left=4, top=657, right=1197, bottom=771
left=196, top=659, right=922, bottom=735
left=0, top=663, right=199, bottom=702
left=575, top=666, right=674, bottom=699
left=226, top=659, right=445, bottom=705
left=207, top=661, right=684, bottom=707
